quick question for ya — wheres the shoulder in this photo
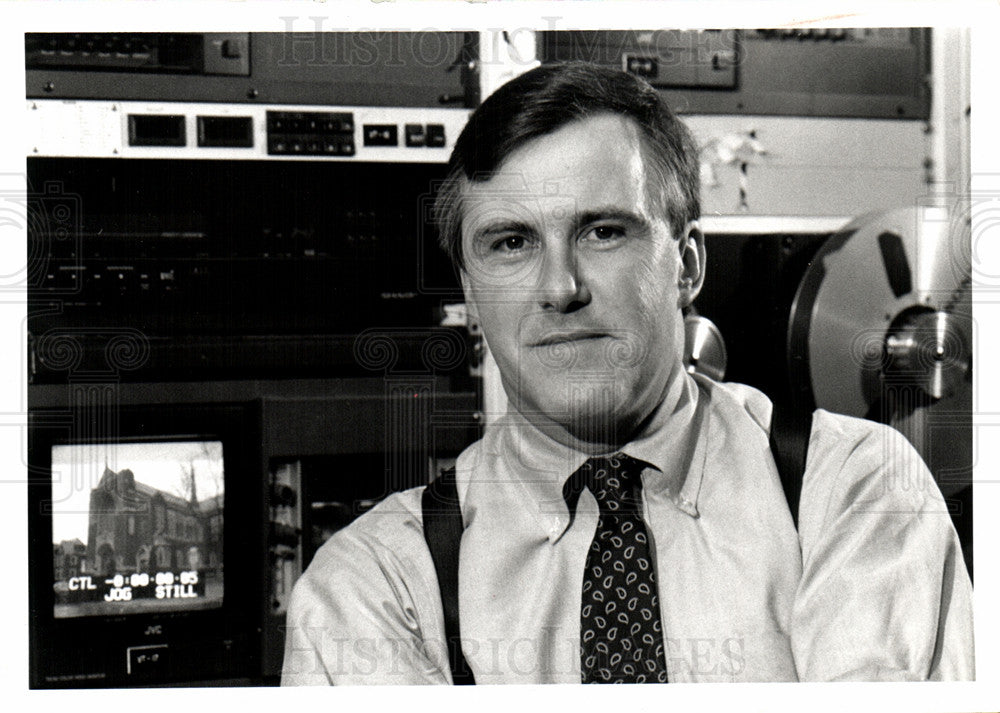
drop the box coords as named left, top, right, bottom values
left=300, top=486, right=426, bottom=582
left=282, top=487, right=453, bottom=684
left=693, top=376, right=949, bottom=523
left=691, top=374, right=773, bottom=436
left=289, top=486, right=436, bottom=620
left=323, top=486, right=426, bottom=552
left=810, top=407, right=895, bottom=445
left=804, top=408, right=938, bottom=494
left=798, top=408, right=951, bottom=557
left=694, top=375, right=935, bottom=500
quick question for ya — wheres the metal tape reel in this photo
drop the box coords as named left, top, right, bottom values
left=788, top=206, right=971, bottom=496
left=684, top=314, right=727, bottom=382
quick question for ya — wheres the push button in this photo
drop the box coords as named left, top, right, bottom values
left=126, top=644, right=169, bottom=676
left=405, top=124, right=426, bottom=147
left=363, top=124, right=398, bottom=147
left=426, top=124, right=446, bottom=148
left=222, top=39, right=243, bottom=59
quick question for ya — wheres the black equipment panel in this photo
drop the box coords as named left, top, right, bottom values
left=26, top=33, right=251, bottom=76
left=27, top=157, right=464, bottom=383
left=26, top=32, right=479, bottom=109
left=541, top=28, right=930, bottom=119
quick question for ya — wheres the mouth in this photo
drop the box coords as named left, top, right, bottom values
left=529, top=331, right=611, bottom=347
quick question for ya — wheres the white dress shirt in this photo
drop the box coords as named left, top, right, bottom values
left=282, top=373, right=974, bottom=684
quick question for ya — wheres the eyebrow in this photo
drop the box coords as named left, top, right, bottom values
left=467, top=207, right=652, bottom=245
left=573, top=208, right=650, bottom=234
left=469, top=220, right=537, bottom=244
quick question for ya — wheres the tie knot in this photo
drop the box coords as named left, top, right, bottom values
left=570, top=453, right=645, bottom=514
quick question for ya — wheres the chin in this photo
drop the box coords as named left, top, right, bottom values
left=521, top=375, right=640, bottom=445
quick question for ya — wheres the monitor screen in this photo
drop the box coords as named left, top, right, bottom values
left=50, top=440, right=225, bottom=619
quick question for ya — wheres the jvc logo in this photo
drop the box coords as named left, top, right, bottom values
left=144, top=625, right=163, bottom=636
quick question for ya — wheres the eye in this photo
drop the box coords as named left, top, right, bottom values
left=492, top=235, right=528, bottom=253
left=584, top=225, right=627, bottom=243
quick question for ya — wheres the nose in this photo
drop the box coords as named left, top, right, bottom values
left=536, top=244, right=590, bottom=313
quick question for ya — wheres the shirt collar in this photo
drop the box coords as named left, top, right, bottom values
left=478, top=373, right=710, bottom=543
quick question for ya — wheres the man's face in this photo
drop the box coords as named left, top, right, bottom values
left=459, top=113, right=704, bottom=449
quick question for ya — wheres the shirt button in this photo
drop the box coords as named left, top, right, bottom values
left=675, top=496, right=698, bottom=517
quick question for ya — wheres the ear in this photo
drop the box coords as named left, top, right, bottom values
left=459, top=269, right=481, bottom=327
left=677, top=221, right=706, bottom=309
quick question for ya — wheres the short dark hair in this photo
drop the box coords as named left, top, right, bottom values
left=433, top=62, right=701, bottom=271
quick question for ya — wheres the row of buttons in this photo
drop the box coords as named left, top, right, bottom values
left=268, top=137, right=356, bottom=156
left=362, top=123, right=447, bottom=148
left=268, top=110, right=356, bottom=156
left=37, top=265, right=193, bottom=295
left=29, top=34, right=154, bottom=57
left=267, top=113, right=354, bottom=135
left=405, top=123, right=447, bottom=148
left=750, top=28, right=908, bottom=42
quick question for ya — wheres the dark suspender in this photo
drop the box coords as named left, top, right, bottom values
left=768, top=403, right=813, bottom=529
left=421, top=403, right=813, bottom=685
left=420, top=469, right=476, bottom=685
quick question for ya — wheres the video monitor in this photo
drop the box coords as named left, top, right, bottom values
left=50, top=440, right=225, bottom=619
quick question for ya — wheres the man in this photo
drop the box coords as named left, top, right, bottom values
left=282, top=62, right=973, bottom=684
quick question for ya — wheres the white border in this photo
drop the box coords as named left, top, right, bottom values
left=3, top=3, right=998, bottom=713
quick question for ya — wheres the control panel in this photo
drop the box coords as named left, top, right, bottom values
left=26, top=32, right=477, bottom=109
left=27, top=100, right=468, bottom=162
left=268, top=462, right=302, bottom=617
left=747, top=27, right=915, bottom=44
left=26, top=155, right=464, bottom=382
left=267, top=111, right=356, bottom=156
left=541, top=28, right=930, bottom=119
left=26, top=33, right=251, bottom=76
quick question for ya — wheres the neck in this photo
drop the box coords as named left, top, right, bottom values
left=521, top=413, right=626, bottom=456
left=510, top=364, right=689, bottom=456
